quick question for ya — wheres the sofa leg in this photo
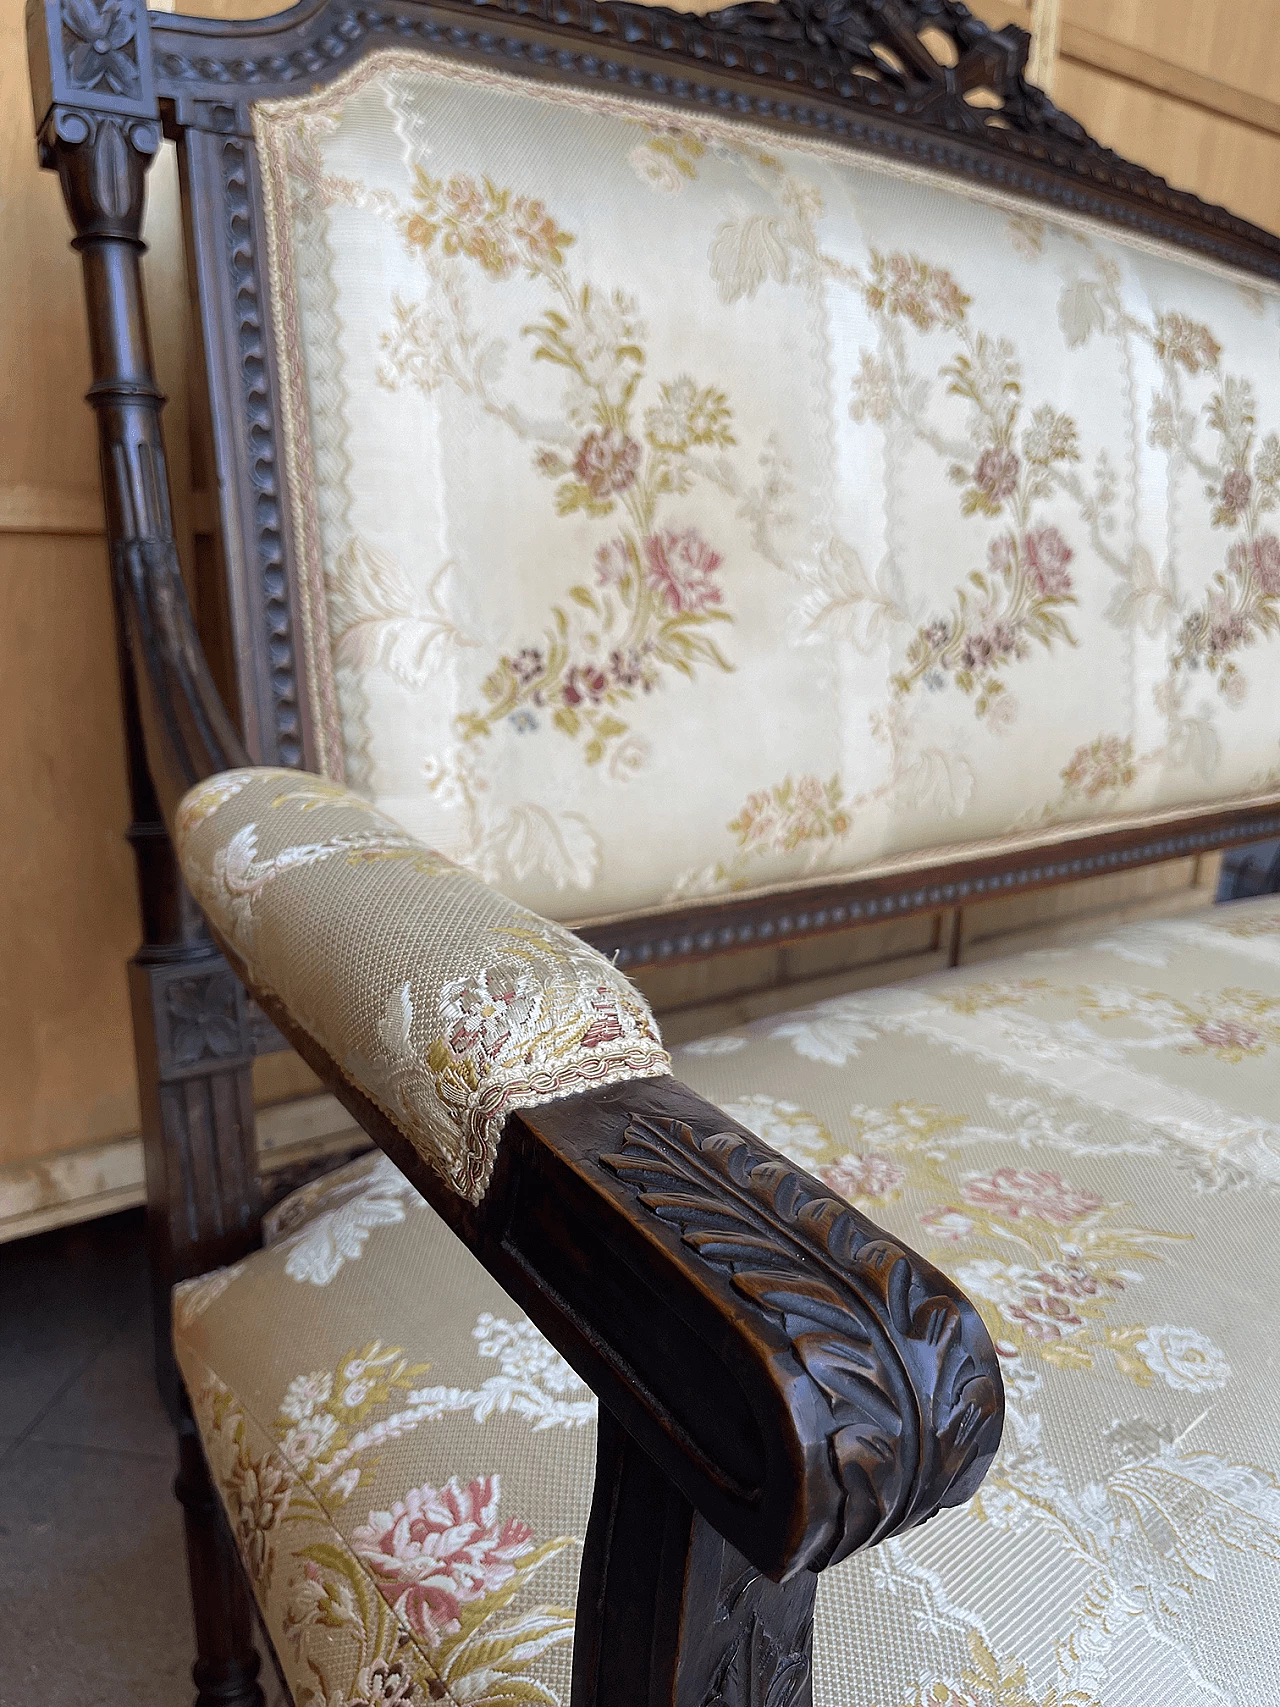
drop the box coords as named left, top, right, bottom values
left=175, top=1405, right=266, bottom=1707
left=573, top=1408, right=815, bottom=1707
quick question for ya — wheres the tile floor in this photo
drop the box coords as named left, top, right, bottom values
left=0, top=1209, right=287, bottom=1706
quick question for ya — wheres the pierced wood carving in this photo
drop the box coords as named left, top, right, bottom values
left=149, top=0, right=1280, bottom=274
left=603, top=1114, right=1003, bottom=1567
left=699, top=0, right=1064, bottom=135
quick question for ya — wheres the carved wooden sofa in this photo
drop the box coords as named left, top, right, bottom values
left=28, top=0, right=1280, bottom=1701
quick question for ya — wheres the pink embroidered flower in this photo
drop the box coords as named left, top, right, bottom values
left=1253, top=534, right=1280, bottom=594
left=1031, top=1260, right=1110, bottom=1301
left=920, top=1205, right=975, bottom=1243
left=440, top=964, right=543, bottom=1062
left=1023, top=525, right=1074, bottom=599
left=562, top=664, right=608, bottom=707
left=1192, top=1017, right=1262, bottom=1053
left=352, top=1475, right=535, bottom=1648
left=643, top=528, right=724, bottom=613
left=1221, top=469, right=1253, bottom=520
left=974, top=446, right=1019, bottom=503
left=961, top=1168, right=1102, bottom=1225
left=608, top=643, right=658, bottom=692
left=1232, top=532, right=1280, bottom=596
left=574, top=428, right=641, bottom=500
left=819, top=1152, right=905, bottom=1201
left=1004, top=1260, right=1120, bottom=1341
left=506, top=646, right=545, bottom=686
left=1203, top=590, right=1251, bottom=657
left=864, top=251, right=970, bottom=331
left=960, top=619, right=1019, bottom=673
left=579, top=983, right=627, bottom=1049
left=1060, top=734, right=1138, bottom=800
left=1006, top=1288, right=1086, bottom=1342
left=510, top=194, right=571, bottom=271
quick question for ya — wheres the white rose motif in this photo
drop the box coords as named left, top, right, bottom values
left=1135, top=1323, right=1231, bottom=1392
left=720, top=1095, right=830, bottom=1162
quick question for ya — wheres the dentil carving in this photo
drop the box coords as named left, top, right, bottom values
left=603, top=1116, right=1003, bottom=1568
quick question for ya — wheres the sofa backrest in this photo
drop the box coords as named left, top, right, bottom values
left=148, top=1, right=1280, bottom=960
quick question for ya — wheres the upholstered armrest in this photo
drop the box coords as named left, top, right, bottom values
left=175, top=767, right=670, bottom=1203
left=176, top=766, right=1004, bottom=1587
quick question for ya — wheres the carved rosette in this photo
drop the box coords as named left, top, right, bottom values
left=28, top=0, right=160, bottom=177
left=603, top=1115, right=1004, bottom=1570
left=61, top=0, right=142, bottom=97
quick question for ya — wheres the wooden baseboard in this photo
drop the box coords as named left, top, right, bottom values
left=0, top=1093, right=368, bottom=1246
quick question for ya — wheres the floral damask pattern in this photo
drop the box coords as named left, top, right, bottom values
left=175, top=768, right=670, bottom=1204
left=667, top=897, right=1280, bottom=1703
left=182, top=1223, right=591, bottom=1707
left=728, top=1094, right=1190, bottom=1380
left=177, top=898, right=1280, bottom=1706
left=360, top=165, right=742, bottom=769
left=257, top=55, right=1280, bottom=919
left=850, top=256, right=1084, bottom=723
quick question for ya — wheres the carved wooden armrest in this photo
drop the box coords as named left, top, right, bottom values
left=164, top=761, right=1003, bottom=1702
left=171, top=766, right=1002, bottom=1573
left=242, top=987, right=1006, bottom=1703
left=174, top=775, right=1002, bottom=1700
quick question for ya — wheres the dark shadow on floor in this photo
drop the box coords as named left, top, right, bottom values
left=0, top=1210, right=286, bottom=1707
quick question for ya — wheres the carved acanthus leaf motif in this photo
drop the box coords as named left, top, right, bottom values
left=602, top=1116, right=1002, bottom=1568
left=703, top=1610, right=811, bottom=1707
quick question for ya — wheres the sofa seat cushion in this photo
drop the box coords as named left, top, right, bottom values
left=175, top=895, right=1280, bottom=1707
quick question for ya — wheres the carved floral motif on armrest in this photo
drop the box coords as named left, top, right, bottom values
left=174, top=767, right=670, bottom=1201
left=602, top=1112, right=1004, bottom=1568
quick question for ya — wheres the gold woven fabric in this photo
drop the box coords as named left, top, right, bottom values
left=174, top=768, right=668, bottom=1202
left=179, top=893, right=1280, bottom=1706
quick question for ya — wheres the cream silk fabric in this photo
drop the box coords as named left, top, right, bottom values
left=179, top=893, right=1280, bottom=1706
left=174, top=768, right=668, bottom=1202
left=254, top=51, right=1280, bottom=922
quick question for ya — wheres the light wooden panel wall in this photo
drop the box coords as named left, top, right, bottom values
left=0, top=14, right=139, bottom=1169
left=974, top=0, right=1280, bottom=232
left=0, top=0, right=1269, bottom=1225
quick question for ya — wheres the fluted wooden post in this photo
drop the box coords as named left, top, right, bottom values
left=28, top=6, right=264, bottom=1701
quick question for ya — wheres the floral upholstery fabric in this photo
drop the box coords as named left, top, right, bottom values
left=254, top=50, right=1280, bottom=922
left=179, top=893, right=1280, bottom=1706
left=174, top=768, right=667, bottom=1202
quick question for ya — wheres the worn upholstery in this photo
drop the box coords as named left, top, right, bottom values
left=178, top=893, right=1280, bottom=1707
left=175, top=768, right=668, bottom=1202
left=255, top=49, right=1280, bottom=921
